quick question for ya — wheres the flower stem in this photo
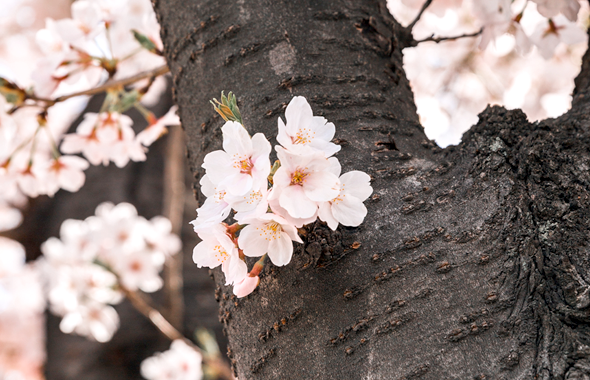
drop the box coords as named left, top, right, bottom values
left=134, top=102, right=157, bottom=124
left=226, top=222, right=245, bottom=236
left=27, top=65, right=169, bottom=106
left=250, top=254, right=267, bottom=277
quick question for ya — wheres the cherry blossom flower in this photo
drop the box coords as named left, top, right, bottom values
left=35, top=19, right=69, bottom=56
left=0, top=238, right=45, bottom=380
left=277, top=96, right=341, bottom=157
left=190, top=175, right=232, bottom=230
left=142, top=216, right=182, bottom=257
left=267, top=187, right=318, bottom=228
left=238, top=213, right=303, bottom=266
left=317, top=163, right=373, bottom=230
left=472, top=0, right=513, bottom=50
left=112, top=249, right=164, bottom=292
left=44, top=263, right=121, bottom=315
left=141, top=340, right=203, bottom=380
left=233, top=275, right=260, bottom=298
left=202, top=121, right=271, bottom=196
left=41, top=219, right=97, bottom=264
left=531, top=0, right=581, bottom=22
left=0, top=237, right=25, bottom=277
left=530, top=16, right=587, bottom=59
left=192, top=224, right=247, bottom=285
left=37, top=155, right=90, bottom=197
left=0, top=205, right=22, bottom=232
left=59, top=301, right=119, bottom=343
left=30, top=56, right=64, bottom=98
left=137, top=106, right=180, bottom=147
left=53, top=1, right=104, bottom=47
left=90, top=202, right=147, bottom=254
left=228, top=186, right=270, bottom=223
left=41, top=202, right=181, bottom=342
left=270, top=146, right=340, bottom=219
left=9, top=152, right=48, bottom=198
left=61, top=112, right=146, bottom=167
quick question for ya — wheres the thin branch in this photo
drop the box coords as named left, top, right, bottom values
left=407, top=0, right=433, bottom=30
left=413, top=28, right=483, bottom=46
left=121, top=286, right=234, bottom=380
left=28, top=65, right=170, bottom=105
left=162, top=124, right=186, bottom=330
left=123, top=286, right=185, bottom=341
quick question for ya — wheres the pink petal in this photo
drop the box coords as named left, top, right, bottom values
left=233, top=275, right=260, bottom=298
left=192, top=241, right=222, bottom=268
left=267, top=231, right=293, bottom=266
left=222, top=121, right=252, bottom=157
left=285, top=96, right=314, bottom=136
left=238, top=224, right=269, bottom=257
left=332, top=196, right=367, bottom=227
left=279, top=185, right=318, bottom=218
left=276, top=117, right=291, bottom=148
left=224, top=256, right=247, bottom=285
left=303, top=172, right=340, bottom=202
left=340, top=171, right=373, bottom=201
left=202, top=150, right=234, bottom=184
left=318, top=202, right=339, bottom=231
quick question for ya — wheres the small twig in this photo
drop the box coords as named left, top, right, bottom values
left=28, top=65, right=170, bottom=106
left=121, top=286, right=234, bottom=380
left=407, top=0, right=433, bottom=30
left=121, top=285, right=186, bottom=341
left=413, top=28, right=483, bottom=46
left=162, top=124, right=186, bottom=330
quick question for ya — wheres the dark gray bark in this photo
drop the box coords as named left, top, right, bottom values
left=154, top=0, right=590, bottom=378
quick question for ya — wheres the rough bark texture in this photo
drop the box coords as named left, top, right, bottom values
left=154, top=0, right=590, bottom=379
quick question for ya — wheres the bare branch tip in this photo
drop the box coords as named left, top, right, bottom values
left=407, top=0, right=434, bottom=31
left=412, top=27, right=483, bottom=47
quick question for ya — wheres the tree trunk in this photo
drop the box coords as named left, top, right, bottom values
left=154, top=0, right=590, bottom=378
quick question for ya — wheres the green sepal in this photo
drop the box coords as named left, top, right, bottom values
left=131, top=29, right=160, bottom=55
left=0, top=77, right=25, bottom=106
left=210, top=91, right=243, bottom=124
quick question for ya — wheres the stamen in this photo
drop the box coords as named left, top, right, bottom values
left=232, top=154, right=254, bottom=174
left=256, top=221, right=283, bottom=241
left=292, top=128, right=316, bottom=145
left=213, top=245, right=229, bottom=262
left=290, top=168, right=308, bottom=185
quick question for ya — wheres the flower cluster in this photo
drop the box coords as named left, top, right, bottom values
left=33, top=0, right=164, bottom=98
left=390, top=0, right=588, bottom=147
left=140, top=340, right=203, bottom=380
left=401, top=0, right=586, bottom=59
left=40, top=202, right=181, bottom=342
left=0, top=0, right=180, bottom=238
left=472, top=0, right=586, bottom=59
left=0, top=237, right=45, bottom=380
left=191, top=96, right=372, bottom=297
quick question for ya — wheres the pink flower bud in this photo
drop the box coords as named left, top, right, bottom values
left=233, top=275, right=260, bottom=298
